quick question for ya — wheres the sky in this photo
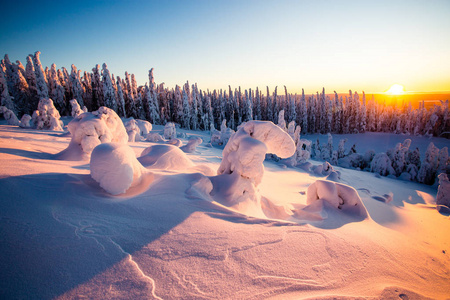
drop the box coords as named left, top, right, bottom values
left=1, top=0, right=449, bottom=94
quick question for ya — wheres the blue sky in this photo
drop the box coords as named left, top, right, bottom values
left=1, top=0, right=449, bottom=94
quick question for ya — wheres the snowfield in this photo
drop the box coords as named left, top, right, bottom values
left=0, top=120, right=449, bottom=299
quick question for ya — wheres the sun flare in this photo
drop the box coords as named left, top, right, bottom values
left=386, top=84, right=405, bottom=95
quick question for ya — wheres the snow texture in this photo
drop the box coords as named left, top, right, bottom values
left=90, top=143, right=150, bottom=195
left=56, top=107, right=128, bottom=160
left=31, top=98, right=64, bottom=131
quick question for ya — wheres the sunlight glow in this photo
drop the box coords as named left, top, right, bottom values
left=386, top=84, right=405, bottom=95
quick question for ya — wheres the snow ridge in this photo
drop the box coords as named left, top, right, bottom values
left=108, top=238, right=163, bottom=300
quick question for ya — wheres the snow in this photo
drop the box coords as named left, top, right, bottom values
left=55, top=107, right=128, bottom=161
left=0, top=122, right=449, bottom=299
left=0, top=105, right=20, bottom=125
left=31, top=98, right=64, bottom=131
left=90, top=143, right=151, bottom=195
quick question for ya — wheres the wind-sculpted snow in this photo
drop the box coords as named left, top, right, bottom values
left=212, top=121, right=295, bottom=218
left=55, top=106, right=128, bottom=160
left=138, top=144, right=195, bottom=170
left=90, top=143, right=152, bottom=195
left=306, top=180, right=368, bottom=218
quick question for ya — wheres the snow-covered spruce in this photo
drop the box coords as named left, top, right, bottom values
left=19, top=114, right=32, bottom=128
left=124, top=118, right=141, bottom=142
left=0, top=106, right=20, bottom=125
left=210, top=120, right=295, bottom=218
left=90, top=143, right=151, bottom=195
left=164, top=122, right=176, bottom=140
left=436, top=173, right=450, bottom=208
left=31, top=98, right=64, bottom=131
left=211, top=119, right=235, bottom=146
left=56, top=107, right=128, bottom=160
left=70, top=99, right=87, bottom=118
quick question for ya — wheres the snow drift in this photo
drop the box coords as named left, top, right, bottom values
left=90, top=143, right=152, bottom=195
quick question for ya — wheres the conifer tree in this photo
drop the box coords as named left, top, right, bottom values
left=32, top=51, right=49, bottom=100
left=49, top=64, right=66, bottom=114
left=70, top=64, right=84, bottom=107
left=102, top=63, right=117, bottom=112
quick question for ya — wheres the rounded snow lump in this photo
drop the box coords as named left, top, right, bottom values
left=90, top=142, right=147, bottom=195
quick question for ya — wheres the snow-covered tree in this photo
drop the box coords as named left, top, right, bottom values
left=418, top=142, right=440, bottom=185
left=0, top=65, right=16, bottom=113
left=101, top=63, right=117, bottom=112
left=32, top=51, right=49, bottom=100
left=48, top=64, right=65, bottom=115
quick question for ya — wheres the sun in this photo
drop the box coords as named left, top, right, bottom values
left=386, top=84, right=405, bottom=95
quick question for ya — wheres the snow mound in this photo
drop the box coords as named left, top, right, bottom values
left=56, top=107, right=128, bottom=160
left=138, top=144, right=195, bottom=170
left=90, top=143, right=150, bottom=195
left=212, top=121, right=296, bottom=218
left=306, top=180, right=368, bottom=217
left=180, top=137, right=202, bottom=153
left=0, top=106, right=20, bottom=125
left=32, top=98, right=64, bottom=131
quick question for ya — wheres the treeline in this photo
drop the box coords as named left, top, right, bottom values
left=1, top=52, right=449, bottom=137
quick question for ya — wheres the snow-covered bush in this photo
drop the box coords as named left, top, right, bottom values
left=146, top=132, right=165, bottom=142
left=164, top=122, right=176, bottom=140
left=136, top=119, right=152, bottom=139
left=306, top=180, right=368, bottom=217
left=19, top=114, right=32, bottom=128
left=90, top=143, right=150, bottom=195
left=371, top=153, right=395, bottom=176
left=56, top=106, right=128, bottom=160
left=70, top=99, right=87, bottom=118
left=418, top=142, right=440, bottom=185
left=211, top=119, right=235, bottom=147
left=180, top=136, right=202, bottom=153
left=32, top=98, right=64, bottom=131
left=211, top=121, right=295, bottom=218
left=436, top=173, right=450, bottom=207
left=0, top=106, right=20, bottom=125
left=293, top=139, right=311, bottom=164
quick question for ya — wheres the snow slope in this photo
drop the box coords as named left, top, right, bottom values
left=0, top=122, right=449, bottom=299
